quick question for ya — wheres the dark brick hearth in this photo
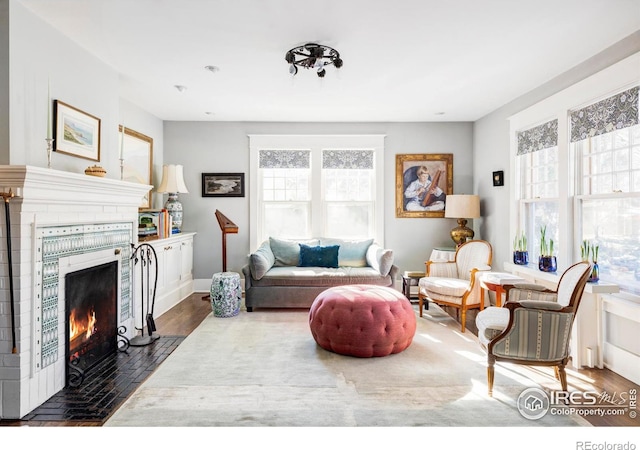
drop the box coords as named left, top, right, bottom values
left=0, top=336, right=184, bottom=425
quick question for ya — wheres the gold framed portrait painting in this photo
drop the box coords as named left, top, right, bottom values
left=395, top=153, right=453, bottom=218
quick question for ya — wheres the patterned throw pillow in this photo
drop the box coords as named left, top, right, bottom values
left=298, top=244, right=340, bottom=268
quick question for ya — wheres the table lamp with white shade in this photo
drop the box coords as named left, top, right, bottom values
left=444, top=194, right=480, bottom=247
left=157, top=164, right=189, bottom=233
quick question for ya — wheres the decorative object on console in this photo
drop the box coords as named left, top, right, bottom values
left=84, top=165, right=106, bottom=177
left=202, top=173, right=245, bottom=197
left=53, top=100, right=101, bottom=161
left=492, top=170, right=504, bottom=186
left=157, top=164, right=189, bottom=233
left=538, top=225, right=557, bottom=272
left=121, top=126, right=153, bottom=209
left=285, top=43, right=343, bottom=78
left=445, top=194, right=480, bottom=247
left=395, top=153, right=453, bottom=218
left=512, top=230, right=528, bottom=265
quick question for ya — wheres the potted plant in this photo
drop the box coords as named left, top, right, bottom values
left=513, top=230, right=528, bottom=265
left=581, top=240, right=599, bottom=282
left=538, top=225, right=557, bottom=272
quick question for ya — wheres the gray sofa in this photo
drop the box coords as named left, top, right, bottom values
left=242, top=237, right=398, bottom=311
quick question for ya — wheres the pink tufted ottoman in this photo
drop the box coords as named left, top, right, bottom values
left=308, top=284, right=417, bottom=357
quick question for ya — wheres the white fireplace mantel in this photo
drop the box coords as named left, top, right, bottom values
left=0, top=165, right=152, bottom=208
left=0, top=165, right=152, bottom=419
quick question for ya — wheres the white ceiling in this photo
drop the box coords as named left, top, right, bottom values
left=18, top=0, right=640, bottom=122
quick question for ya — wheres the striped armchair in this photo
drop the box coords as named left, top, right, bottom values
left=418, top=240, right=492, bottom=332
left=475, top=261, right=591, bottom=397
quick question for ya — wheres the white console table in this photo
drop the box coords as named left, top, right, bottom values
left=140, top=232, right=196, bottom=318
left=503, top=262, right=619, bottom=369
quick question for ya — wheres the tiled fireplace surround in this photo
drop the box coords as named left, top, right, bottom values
left=0, top=165, right=151, bottom=419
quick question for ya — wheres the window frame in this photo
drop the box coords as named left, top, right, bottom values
left=509, top=53, right=639, bottom=277
left=248, top=134, right=385, bottom=251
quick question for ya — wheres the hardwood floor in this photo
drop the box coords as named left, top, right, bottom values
left=2, top=293, right=637, bottom=426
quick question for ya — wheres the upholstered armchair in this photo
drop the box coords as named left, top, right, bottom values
left=418, top=240, right=492, bottom=332
left=475, top=261, right=591, bottom=397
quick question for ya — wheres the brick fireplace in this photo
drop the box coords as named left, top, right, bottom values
left=0, top=165, right=151, bottom=419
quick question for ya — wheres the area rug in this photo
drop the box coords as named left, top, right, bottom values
left=104, top=305, right=590, bottom=427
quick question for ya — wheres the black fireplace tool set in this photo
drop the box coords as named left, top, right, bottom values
left=130, top=242, right=160, bottom=346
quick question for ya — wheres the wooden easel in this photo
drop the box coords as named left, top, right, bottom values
left=203, top=210, right=238, bottom=300
left=215, top=209, right=238, bottom=272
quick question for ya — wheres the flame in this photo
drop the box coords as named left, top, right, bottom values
left=69, top=308, right=97, bottom=341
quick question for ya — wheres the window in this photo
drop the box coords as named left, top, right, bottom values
left=249, top=135, right=385, bottom=250
left=571, top=86, right=640, bottom=293
left=515, top=119, right=560, bottom=258
left=322, top=150, right=375, bottom=238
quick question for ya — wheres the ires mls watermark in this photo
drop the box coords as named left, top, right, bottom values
left=516, top=387, right=637, bottom=420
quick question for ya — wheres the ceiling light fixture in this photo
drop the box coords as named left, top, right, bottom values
left=204, top=65, right=219, bottom=74
left=285, top=43, right=343, bottom=78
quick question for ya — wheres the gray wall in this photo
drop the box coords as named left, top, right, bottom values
left=163, top=121, right=474, bottom=281
left=5, top=1, right=163, bottom=181
left=474, top=31, right=640, bottom=271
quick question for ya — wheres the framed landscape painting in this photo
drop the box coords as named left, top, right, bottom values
left=121, top=126, right=153, bottom=209
left=395, top=153, right=453, bottom=218
left=53, top=100, right=101, bottom=161
left=202, top=173, right=245, bottom=197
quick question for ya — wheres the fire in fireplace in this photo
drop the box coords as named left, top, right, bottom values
left=65, top=261, right=119, bottom=384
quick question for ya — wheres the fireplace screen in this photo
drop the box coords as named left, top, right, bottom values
left=66, top=261, right=118, bottom=379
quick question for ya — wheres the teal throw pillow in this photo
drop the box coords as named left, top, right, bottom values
left=298, top=244, right=340, bottom=268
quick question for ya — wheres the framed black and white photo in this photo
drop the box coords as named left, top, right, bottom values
left=202, top=173, right=245, bottom=197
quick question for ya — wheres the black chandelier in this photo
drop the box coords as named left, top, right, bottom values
left=285, top=43, right=343, bottom=78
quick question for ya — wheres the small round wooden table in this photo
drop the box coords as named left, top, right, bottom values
left=479, top=272, right=526, bottom=307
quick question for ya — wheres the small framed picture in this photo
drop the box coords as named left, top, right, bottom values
left=202, top=173, right=245, bottom=197
left=54, top=100, right=101, bottom=161
left=493, top=170, right=504, bottom=187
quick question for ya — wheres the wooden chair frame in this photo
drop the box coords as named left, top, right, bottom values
left=483, top=261, right=591, bottom=396
left=418, top=240, right=493, bottom=332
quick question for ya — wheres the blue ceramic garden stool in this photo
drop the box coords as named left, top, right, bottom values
left=210, top=272, right=242, bottom=317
